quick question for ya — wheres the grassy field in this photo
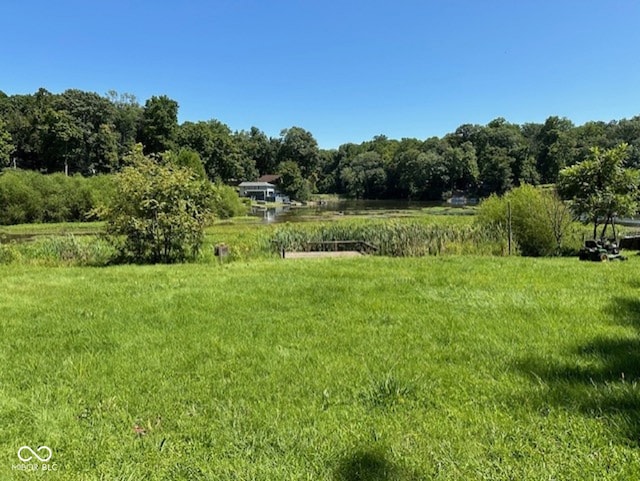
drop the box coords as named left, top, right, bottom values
left=1, top=255, right=640, bottom=479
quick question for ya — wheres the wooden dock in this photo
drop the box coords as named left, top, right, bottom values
left=280, top=240, right=377, bottom=259
left=283, top=251, right=363, bottom=259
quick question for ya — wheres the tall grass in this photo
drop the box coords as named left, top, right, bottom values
left=270, top=219, right=511, bottom=257
left=0, top=235, right=116, bottom=266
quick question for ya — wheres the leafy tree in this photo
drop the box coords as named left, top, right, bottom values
left=104, top=144, right=213, bottom=263
left=94, top=123, right=119, bottom=172
left=138, top=95, right=178, bottom=155
left=54, top=89, right=119, bottom=174
left=361, top=134, right=400, bottom=163
left=535, top=116, right=576, bottom=183
left=558, top=143, right=640, bottom=239
left=472, top=118, right=530, bottom=194
left=316, top=149, right=339, bottom=194
left=0, top=119, right=14, bottom=167
left=392, top=148, right=430, bottom=199
left=441, top=140, right=479, bottom=191
left=107, top=91, right=144, bottom=160
left=278, top=127, right=320, bottom=179
left=277, top=160, right=311, bottom=201
left=479, top=146, right=514, bottom=195
left=340, top=151, right=387, bottom=199
left=235, top=127, right=278, bottom=175
left=2, top=89, right=55, bottom=170
left=40, top=109, right=83, bottom=174
left=178, top=120, right=256, bottom=182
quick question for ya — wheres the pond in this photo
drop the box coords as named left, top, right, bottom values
left=249, top=199, right=475, bottom=223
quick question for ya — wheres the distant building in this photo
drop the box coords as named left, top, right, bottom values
left=238, top=181, right=290, bottom=203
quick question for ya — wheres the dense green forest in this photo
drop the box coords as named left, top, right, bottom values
left=2, top=88, right=640, bottom=201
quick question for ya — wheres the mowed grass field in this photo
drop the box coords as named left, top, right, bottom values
left=1, top=255, right=640, bottom=479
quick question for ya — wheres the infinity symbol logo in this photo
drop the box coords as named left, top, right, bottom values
left=17, top=446, right=52, bottom=463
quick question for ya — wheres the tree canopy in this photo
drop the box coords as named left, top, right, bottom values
left=4, top=87, right=640, bottom=202
left=558, top=144, right=640, bottom=239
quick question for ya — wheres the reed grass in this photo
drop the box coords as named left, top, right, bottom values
left=270, top=219, right=511, bottom=257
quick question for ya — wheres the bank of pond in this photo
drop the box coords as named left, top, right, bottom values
left=0, top=212, right=615, bottom=267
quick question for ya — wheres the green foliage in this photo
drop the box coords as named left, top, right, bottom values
left=340, top=151, right=387, bottom=199
left=210, top=183, right=248, bottom=219
left=270, top=219, right=507, bottom=257
left=535, top=116, right=576, bottom=183
left=558, top=143, right=640, bottom=239
left=477, top=184, right=575, bottom=256
left=104, top=147, right=214, bottom=263
left=0, top=169, right=114, bottom=225
left=278, top=126, right=320, bottom=178
left=277, top=160, right=311, bottom=201
left=139, top=95, right=179, bottom=155
left=0, top=170, right=44, bottom=224
left=6, top=87, right=640, bottom=203
left=14, top=235, right=116, bottom=266
left=0, top=243, right=21, bottom=264
left=178, top=120, right=257, bottom=183
left=0, top=119, right=14, bottom=167
left=162, top=148, right=207, bottom=179
left=235, top=126, right=278, bottom=175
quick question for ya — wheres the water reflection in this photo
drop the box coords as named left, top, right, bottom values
left=249, top=199, right=473, bottom=223
left=250, top=204, right=292, bottom=223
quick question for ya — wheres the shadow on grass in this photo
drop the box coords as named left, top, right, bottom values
left=333, top=447, right=421, bottom=481
left=516, top=297, right=640, bottom=444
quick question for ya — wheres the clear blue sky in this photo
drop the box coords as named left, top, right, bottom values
left=2, top=0, right=640, bottom=148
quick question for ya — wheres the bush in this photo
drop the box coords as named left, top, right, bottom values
left=0, top=243, right=21, bottom=264
left=477, top=184, right=574, bottom=256
left=0, top=170, right=44, bottom=224
left=104, top=145, right=214, bottom=263
left=210, top=183, right=248, bottom=219
left=0, top=169, right=116, bottom=225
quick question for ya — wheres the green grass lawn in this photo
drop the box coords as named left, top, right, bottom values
left=1, top=256, right=640, bottom=479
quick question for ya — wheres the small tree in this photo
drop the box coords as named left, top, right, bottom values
left=477, top=184, right=573, bottom=256
left=105, top=145, right=213, bottom=263
left=558, top=144, right=640, bottom=239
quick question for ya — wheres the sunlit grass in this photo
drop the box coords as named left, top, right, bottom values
left=1, top=255, right=640, bottom=479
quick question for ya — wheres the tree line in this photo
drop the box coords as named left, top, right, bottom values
left=2, top=88, right=640, bottom=200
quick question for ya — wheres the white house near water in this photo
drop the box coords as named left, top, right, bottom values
left=238, top=182, right=275, bottom=200
left=238, top=182, right=290, bottom=203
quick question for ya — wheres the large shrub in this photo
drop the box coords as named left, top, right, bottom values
left=210, top=183, right=248, bottom=219
left=477, top=184, right=574, bottom=256
left=104, top=145, right=213, bottom=263
left=0, top=170, right=43, bottom=224
left=0, top=169, right=115, bottom=224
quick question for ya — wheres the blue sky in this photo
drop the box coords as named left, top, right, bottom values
left=2, top=0, right=640, bottom=148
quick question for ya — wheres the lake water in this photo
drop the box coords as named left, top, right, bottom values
left=249, top=199, right=469, bottom=223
